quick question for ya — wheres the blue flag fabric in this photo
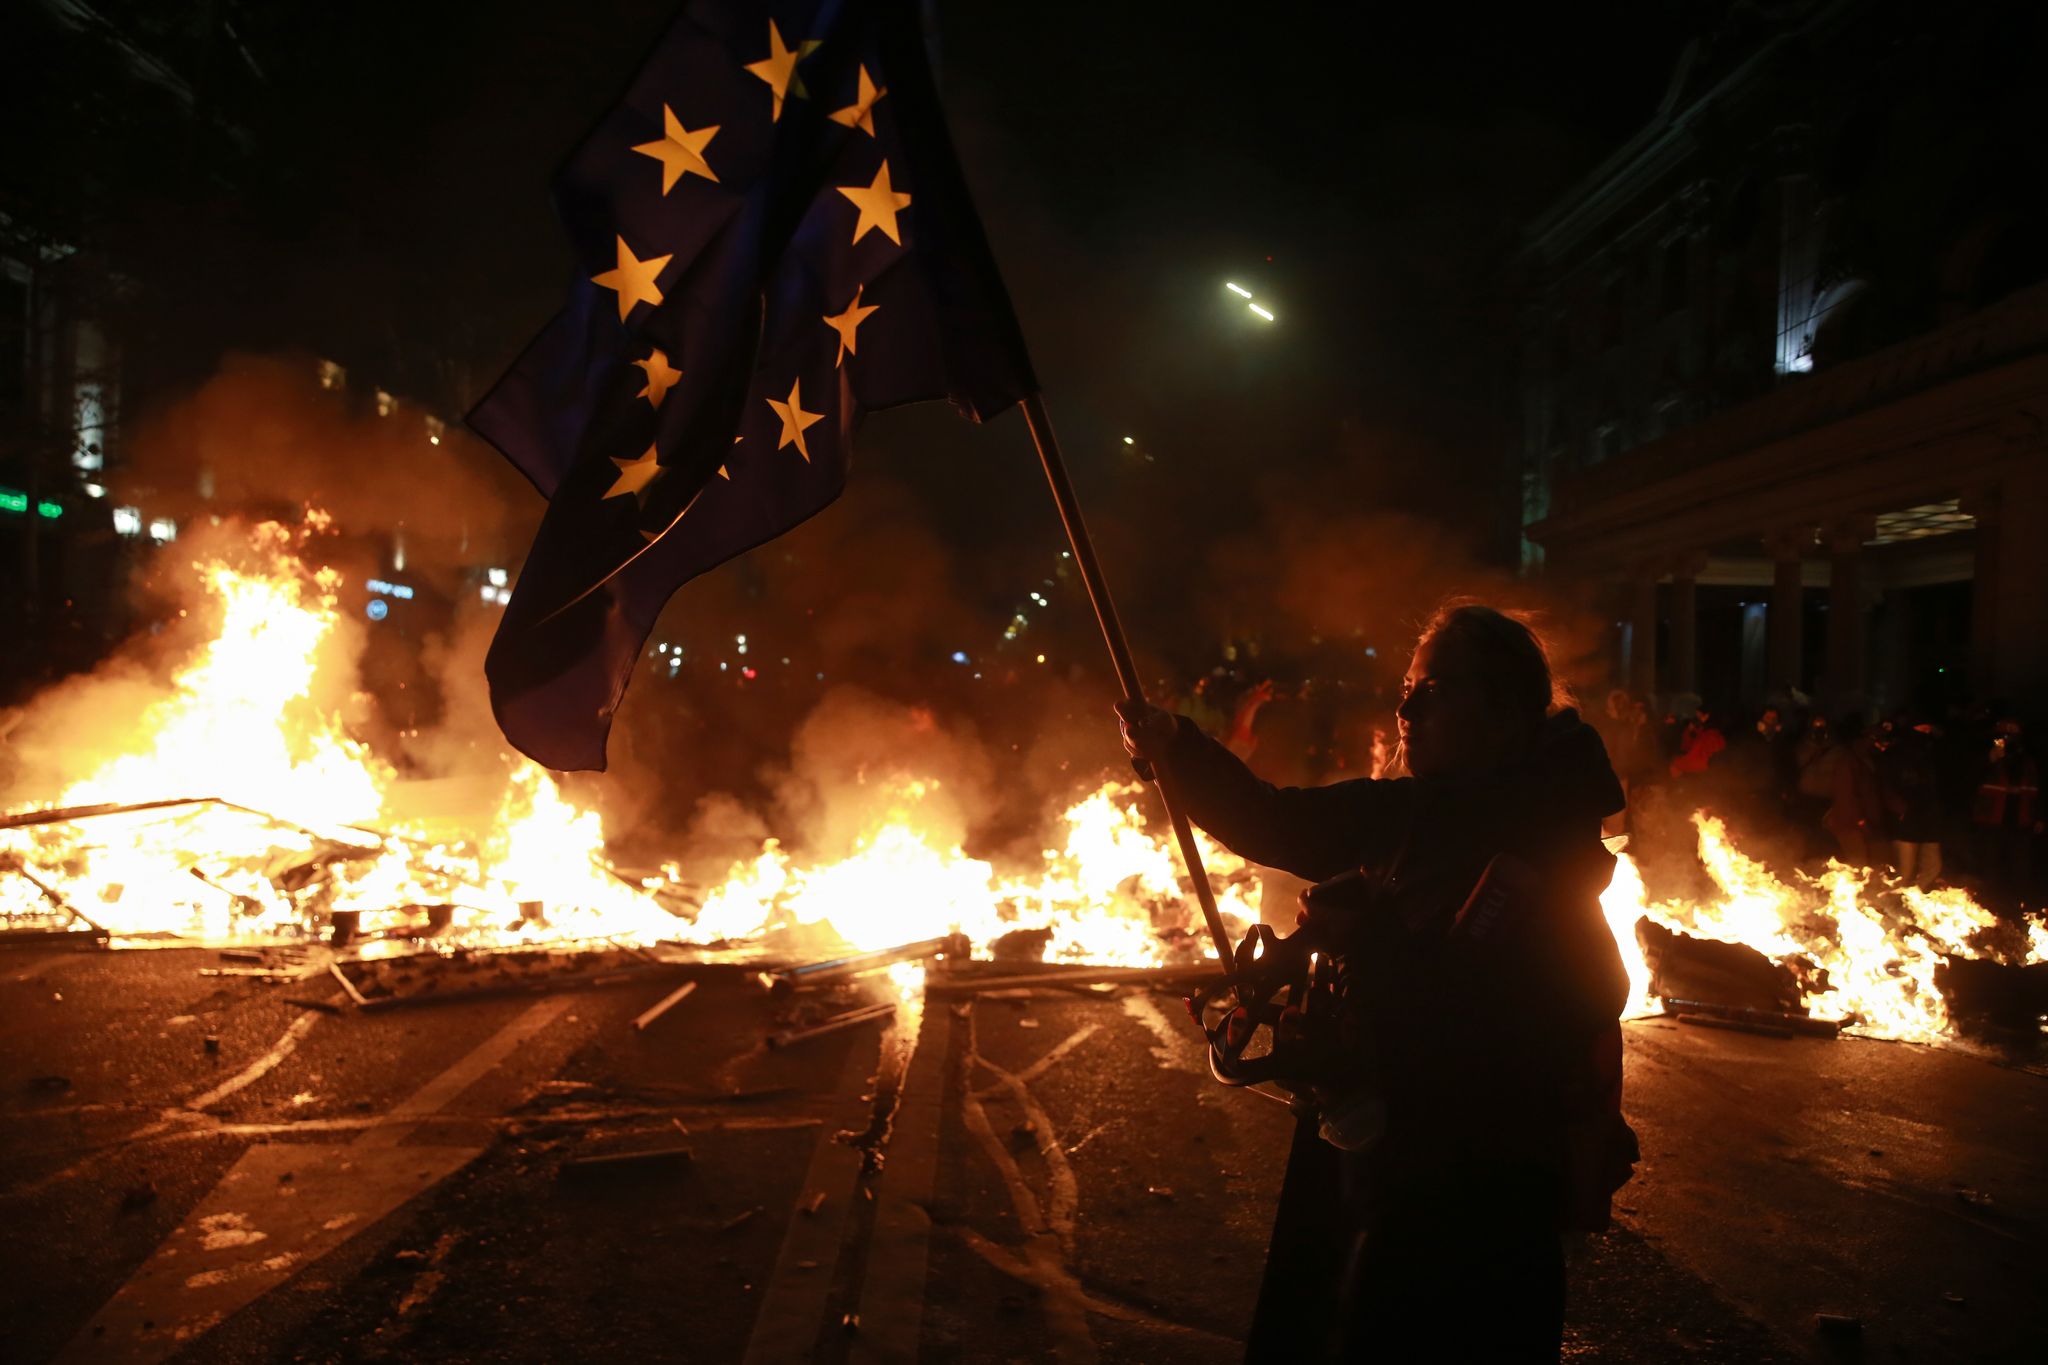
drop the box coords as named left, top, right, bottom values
left=469, top=0, right=1036, bottom=770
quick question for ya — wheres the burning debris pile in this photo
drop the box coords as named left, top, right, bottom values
left=4, top=514, right=2040, bottom=1049
left=1602, top=815, right=2048, bottom=1044
left=0, top=517, right=1258, bottom=971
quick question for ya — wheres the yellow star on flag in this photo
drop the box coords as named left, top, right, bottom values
left=766, top=379, right=825, bottom=462
left=822, top=285, right=879, bottom=366
left=744, top=20, right=822, bottom=122
left=837, top=161, right=912, bottom=246
left=719, top=436, right=742, bottom=479
left=633, top=347, right=682, bottom=406
left=592, top=236, right=671, bottom=321
left=631, top=107, right=720, bottom=192
left=828, top=65, right=888, bottom=136
left=605, top=443, right=664, bottom=505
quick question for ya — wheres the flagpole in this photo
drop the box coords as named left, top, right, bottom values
left=1019, top=395, right=1238, bottom=977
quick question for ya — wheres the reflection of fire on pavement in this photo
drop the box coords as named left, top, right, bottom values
left=3, top=514, right=2042, bottom=1048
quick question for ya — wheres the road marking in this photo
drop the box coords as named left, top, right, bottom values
left=182, top=1009, right=324, bottom=1112
left=973, top=1049, right=1079, bottom=1248
left=58, top=995, right=571, bottom=1365
left=956, top=1227, right=1234, bottom=1345
left=849, top=1004, right=954, bottom=1365
left=971, top=1021, right=1099, bottom=1096
left=959, top=1011, right=1096, bottom=1362
left=356, top=994, right=573, bottom=1146
left=740, top=1038, right=877, bottom=1365
left=1120, top=993, right=1201, bottom=1073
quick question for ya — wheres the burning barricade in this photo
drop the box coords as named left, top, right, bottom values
left=0, top=518, right=1258, bottom=1008
left=2, top=515, right=2041, bottom=1051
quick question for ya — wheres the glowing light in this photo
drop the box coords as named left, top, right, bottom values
left=950, top=651, right=970, bottom=664
left=1122, top=436, right=1135, bottom=445
left=365, top=598, right=390, bottom=622
left=1224, top=282, right=1252, bottom=298
left=1035, top=654, right=1046, bottom=664
left=83, top=482, right=105, bottom=499
left=1596, top=813, right=2042, bottom=1041
left=486, top=567, right=509, bottom=588
left=148, top=517, right=178, bottom=543
left=1248, top=303, right=1275, bottom=321
left=113, top=506, right=142, bottom=536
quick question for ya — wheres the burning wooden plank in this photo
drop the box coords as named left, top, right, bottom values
left=763, top=934, right=970, bottom=995
left=926, top=961, right=1226, bottom=996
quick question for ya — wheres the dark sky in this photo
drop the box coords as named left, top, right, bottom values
left=9, top=0, right=1697, bottom=628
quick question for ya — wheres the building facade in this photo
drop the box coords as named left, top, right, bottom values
left=1516, top=0, right=2048, bottom=720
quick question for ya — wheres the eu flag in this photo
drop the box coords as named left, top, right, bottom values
left=469, top=0, right=1036, bottom=770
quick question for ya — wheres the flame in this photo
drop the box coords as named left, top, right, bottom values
left=1599, top=813, right=2045, bottom=1042
left=1, top=518, right=1255, bottom=972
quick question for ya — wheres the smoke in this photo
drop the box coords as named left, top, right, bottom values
left=0, top=515, right=376, bottom=803
left=116, top=351, right=534, bottom=574
left=4, top=351, right=1619, bottom=900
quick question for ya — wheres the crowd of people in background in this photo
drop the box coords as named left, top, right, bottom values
left=1156, top=635, right=2042, bottom=919
left=1593, top=687, right=2043, bottom=915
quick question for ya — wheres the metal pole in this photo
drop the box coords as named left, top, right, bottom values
left=1019, top=395, right=1237, bottom=975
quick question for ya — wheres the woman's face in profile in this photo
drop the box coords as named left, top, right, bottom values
left=1396, top=635, right=1499, bottom=778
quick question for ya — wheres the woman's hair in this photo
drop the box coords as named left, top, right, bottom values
left=1416, top=598, right=1572, bottom=733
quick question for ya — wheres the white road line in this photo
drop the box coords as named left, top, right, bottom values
left=355, top=995, right=573, bottom=1146
left=959, top=1012, right=1097, bottom=1362
left=181, top=1010, right=323, bottom=1112
left=58, top=994, right=576, bottom=1365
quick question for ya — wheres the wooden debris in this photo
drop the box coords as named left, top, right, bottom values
left=632, top=979, right=700, bottom=1032
left=328, top=961, right=371, bottom=1008
left=766, top=1002, right=897, bottom=1049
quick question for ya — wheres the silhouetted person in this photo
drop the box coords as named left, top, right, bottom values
left=1881, top=717, right=1945, bottom=888
left=1973, top=719, right=2042, bottom=909
left=1118, top=602, right=1634, bottom=1363
left=1825, top=714, right=1885, bottom=867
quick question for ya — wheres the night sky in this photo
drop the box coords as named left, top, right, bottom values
left=7, top=0, right=1697, bottom=654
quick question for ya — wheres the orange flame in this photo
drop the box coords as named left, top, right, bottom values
left=1599, top=814, right=2044, bottom=1042
left=1, top=518, right=1255, bottom=968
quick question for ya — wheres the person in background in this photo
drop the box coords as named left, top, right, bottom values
left=1824, top=715, right=1886, bottom=867
left=1226, top=677, right=1277, bottom=761
left=1795, top=716, right=1841, bottom=859
left=1881, top=715, right=1946, bottom=889
left=1669, top=706, right=1727, bottom=778
left=1972, top=719, right=2042, bottom=910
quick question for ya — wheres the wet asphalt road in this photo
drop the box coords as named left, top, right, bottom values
left=2, top=945, right=2044, bottom=1364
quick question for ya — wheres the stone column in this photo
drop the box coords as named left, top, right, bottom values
left=1764, top=527, right=1813, bottom=696
left=1669, top=552, right=1707, bottom=699
left=1824, top=516, right=1877, bottom=713
left=1629, top=567, right=1658, bottom=699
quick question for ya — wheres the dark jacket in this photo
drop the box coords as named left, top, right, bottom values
left=1161, top=709, right=1634, bottom=1362
left=1156, top=707, right=1631, bottom=1184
